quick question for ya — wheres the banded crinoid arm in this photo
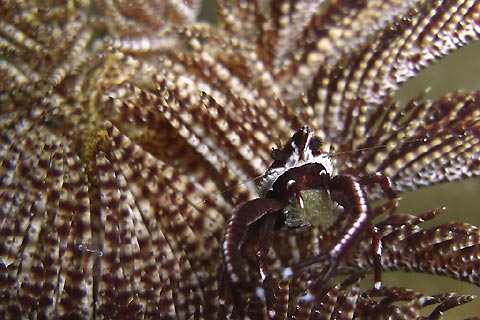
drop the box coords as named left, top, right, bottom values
left=218, top=0, right=424, bottom=99
left=283, top=271, right=476, bottom=319
left=303, top=0, right=480, bottom=137
left=1, top=0, right=480, bottom=318
left=0, top=1, right=235, bottom=318
left=299, top=0, right=480, bottom=195
left=342, top=91, right=480, bottom=193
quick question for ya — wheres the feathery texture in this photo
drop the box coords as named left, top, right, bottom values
left=1, top=0, right=480, bottom=318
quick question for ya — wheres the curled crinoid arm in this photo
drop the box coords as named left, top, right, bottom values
left=288, top=271, right=477, bottom=319
left=360, top=286, right=476, bottom=319
left=376, top=208, right=480, bottom=287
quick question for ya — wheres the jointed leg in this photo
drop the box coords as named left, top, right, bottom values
left=359, top=172, right=396, bottom=199
left=294, top=175, right=372, bottom=286
left=368, top=223, right=382, bottom=289
left=359, top=172, right=398, bottom=288
left=222, top=198, right=286, bottom=318
left=256, top=214, right=278, bottom=316
left=222, top=198, right=285, bottom=286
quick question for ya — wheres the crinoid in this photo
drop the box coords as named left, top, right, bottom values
left=1, top=0, right=480, bottom=319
